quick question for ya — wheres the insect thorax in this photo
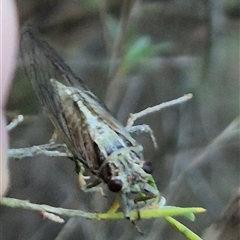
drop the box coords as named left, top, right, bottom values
left=100, top=146, right=150, bottom=192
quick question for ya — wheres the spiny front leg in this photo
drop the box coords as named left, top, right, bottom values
left=77, top=170, right=106, bottom=197
left=125, top=124, right=158, bottom=149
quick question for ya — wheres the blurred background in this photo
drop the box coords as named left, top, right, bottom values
left=2, top=0, right=240, bottom=239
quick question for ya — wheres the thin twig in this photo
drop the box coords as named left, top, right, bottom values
left=199, top=0, right=213, bottom=83
left=0, top=197, right=96, bottom=219
left=0, top=197, right=205, bottom=221
left=41, top=211, right=65, bottom=223
left=7, top=115, right=24, bottom=131
left=8, top=143, right=72, bottom=159
left=98, top=0, right=112, bottom=55
left=126, top=93, right=193, bottom=127
left=105, top=0, right=136, bottom=109
left=108, top=0, right=135, bottom=78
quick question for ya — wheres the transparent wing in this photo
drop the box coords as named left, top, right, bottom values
left=20, top=26, right=138, bottom=162
left=20, top=26, right=94, bottom=164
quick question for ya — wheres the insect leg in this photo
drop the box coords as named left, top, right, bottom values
left=125, top=124, right=158, bottom=149
left=131, top=221, right=144, bottom=235
left=49, top=132, right=58, bottom=144
left=107, top=198, right=120, bottom=213
left=107, top=197, right=144, bottom=234
left=81, top=178, right=106, bottom=197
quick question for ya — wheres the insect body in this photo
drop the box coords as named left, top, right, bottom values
left=20, top=26, right=160, bottom=218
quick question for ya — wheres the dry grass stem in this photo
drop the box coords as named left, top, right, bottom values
left=127, top=93, right=193, bottom=127
left=7, top=115, right=24, bottom=131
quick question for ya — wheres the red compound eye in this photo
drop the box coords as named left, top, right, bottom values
left=108, top=179, right=122, bottom=192
left=143, top=161, right=153, bottom=174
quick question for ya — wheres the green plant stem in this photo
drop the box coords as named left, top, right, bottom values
left=0, top=197, right=205, bottom=220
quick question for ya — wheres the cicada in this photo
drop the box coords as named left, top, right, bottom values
left=20, top=26, right=160, bottom=218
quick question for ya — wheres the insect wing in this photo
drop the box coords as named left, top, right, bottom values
left=20, top=26, right=88, bottom=90
left=20, top=26, right=93, bottom=164
left=20, top=26, right=139, bottom=157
